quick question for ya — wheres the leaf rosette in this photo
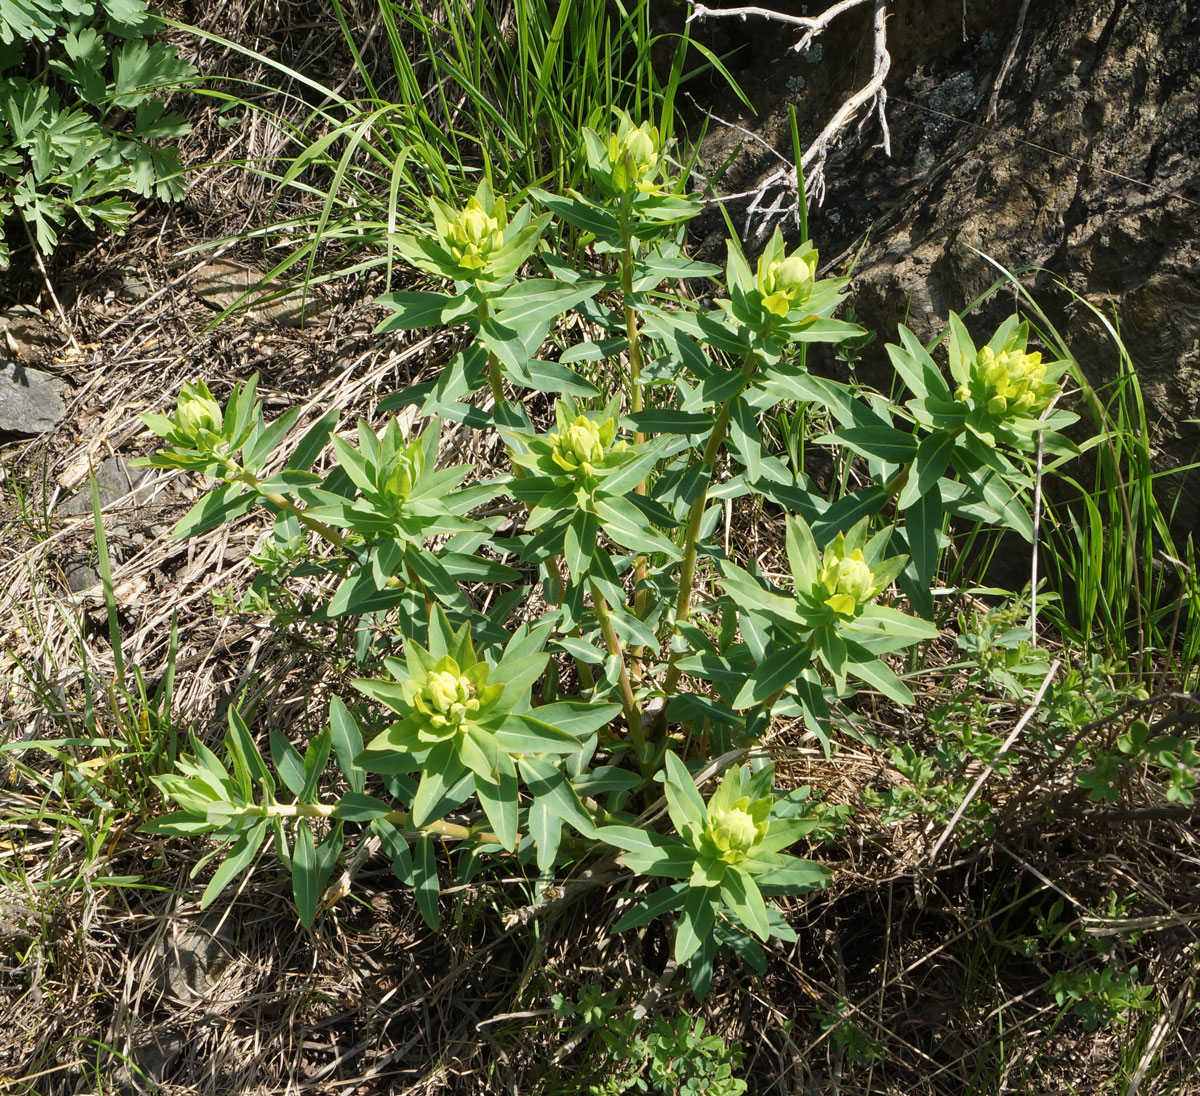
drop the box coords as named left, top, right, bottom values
left=600, top=754, right=831, bottom=964
left=352, top=610, right=588, bottom=849
left=391, top=177, right=550, bottom=289
left=505, top=399, right=681, bottom=574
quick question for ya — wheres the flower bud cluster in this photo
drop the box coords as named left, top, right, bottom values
left=818, top=544, right=879, bottom=617
left=756, top=248, right=817, bottom=317
left=703, top=797, right=770, bottom=864
left=441, top=196, right=506, bottom=271
left=605, top=119, right=661, bottom=194
left=423, top=668, right=480, bottom=727
left=958, top=345, right=1057, bottom=417
left=379, top=441, right=424, bottom=512
left=549, top=414, right=626, bottom=478
left=403, top=655, right=495, bottom=744
left=170, top=380, right=223, bottom=447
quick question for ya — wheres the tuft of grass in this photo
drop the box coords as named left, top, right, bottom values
left=1031, top=296, right=1199, bottom=679
left=169, top=0, right=737, bottom=303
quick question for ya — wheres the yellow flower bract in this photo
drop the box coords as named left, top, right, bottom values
left=606, top=120, right=661, bottom=193
left=549, top=415, right=624, bottom=475
left=819, top=547, right=877, bottom=616
left=961, top=345, right=1058, bottom=417
left=756, top=249, right=817, bottom=317
left=443, top=197, right=505, bottom=270
left=704, top=797, right=770, bottom=864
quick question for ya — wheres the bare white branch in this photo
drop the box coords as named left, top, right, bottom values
left=689, top=0, right=893, bottom=243
left=688, top=0, right=873, bottom=54
left=798, top=0, right=891, bottom=196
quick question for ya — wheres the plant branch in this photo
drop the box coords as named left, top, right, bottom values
left=223, top=462, right=350, bottom=551
left=268, top=801, right=506, bottom=845
left=662, top=353, right=758, bottom=694
left=589, top=579, right=645, bottom=755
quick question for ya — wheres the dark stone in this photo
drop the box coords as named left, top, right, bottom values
left=149, top=913, right=236, bottom=1002
left=111, top=1028, right=186, bottom=1093
left=62, top=554, right=101, bottom=593
left=0, top=359, right=66, bottom=436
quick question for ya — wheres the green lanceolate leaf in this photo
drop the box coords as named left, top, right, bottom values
left=719, top=868, right=770, bottom=941
left=328, top=696, right=366, bottom=794
left=519, top=757, right=597, bottom=838
left=822, top=424, right=918, bottom=465
left=199, top=819, right=267, bottom=910
left=662, top=749, right=707, bottom=835
left=292, top=819, right=319, bottom=928
left=613, top=882, right=689, bottom=932
left=675, top=884, right=718, bottom=964
left=732, top=643, right=812, bottom=709
left=374, top=290, right=464, bottom=332
left=332, top=792, right=392, bottom=821
left=412, top=832, right=441, bottom=930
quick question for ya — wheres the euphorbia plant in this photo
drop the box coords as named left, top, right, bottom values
left=137, top=113, right=1082, bottom=997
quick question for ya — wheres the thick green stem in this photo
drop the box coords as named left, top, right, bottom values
left=620, top=239, right=653, bottom=628
left=267, top=801, right=505, bottom=845
left=477, top=298, right=506, bottom=409
left=589, top=579, right=645, bottom=758
left=217, top=454, right=348, bottom=551
left=621, top=242, right=645, bottom=428
left=662, top=353, right=759, bottom=694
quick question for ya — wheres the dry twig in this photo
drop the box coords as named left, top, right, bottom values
left=688, top=0, right=892, bottom=240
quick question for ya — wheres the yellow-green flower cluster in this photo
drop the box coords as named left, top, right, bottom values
left=170, top=380, right=223, bottom=445
left=959, top=345, right=1058, bottom=417
left=606, top=117, right=662, bottom=194
left=549, top=414, right=626, bottom=477
left=379, top=438, right=424, bottom=512
left=756, top=248, right=817, bottom=317
left=703, top=796, right=771, bottom=865
left=818, top=541, right=881, bottom=616
left=400, top=655, right=500, bottom=745
left=437, top=195, right=507, bottom=272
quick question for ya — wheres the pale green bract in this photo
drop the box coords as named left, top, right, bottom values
left=756, top=247, right=817, bottom=317
left=818, top=543, right=879, bottom=616
left=605, top=115, right=661, bottom=194
left=171, top=380, right=223, bottom=444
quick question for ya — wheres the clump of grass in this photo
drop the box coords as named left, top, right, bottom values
left=170, top=0, right=741, bottom=303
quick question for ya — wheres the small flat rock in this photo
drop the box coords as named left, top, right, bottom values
left=150, top=914, right=236, bottom=1002
left=191, top=258, right=332, bottom=327
left=0, top=306, right=59, bottom=358
left=111, top=1027, right=186, bottom=1093
left=0, top=359, right=66, bottom=436
left=56, top=455, right=157, bottom=517
left=63, top=554, right=101, bottom=593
